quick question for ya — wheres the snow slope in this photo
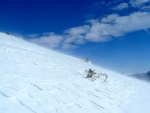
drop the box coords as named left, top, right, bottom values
left=129, top=71, right=150, bottom=82
left=0, top=33, right=150, bottom=113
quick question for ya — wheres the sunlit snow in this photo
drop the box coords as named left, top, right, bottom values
left=0, top=33, right=150, bottom=113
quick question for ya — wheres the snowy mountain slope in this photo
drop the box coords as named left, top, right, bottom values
left=128, top=71, right=150, bottom=82
left=0, top=32, right=150, bottom=113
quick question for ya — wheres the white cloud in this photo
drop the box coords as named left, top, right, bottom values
left=110, top=12, right=150, bottom=33
left=29, top=32, right=63, bottom=49
left=28, top=12, right=150, bottom=49
left=141, top=5, right=150, bottom=10
left=130, top=0, right=150, bottom=7
left=61, top=43, right=78, bottom=49
left=64, top=25, right=90, bottom=44
left=84, top=12, right=150, bottom=42
left=85, top=20, right=112, bottom=42
left=101, top=14, right=119, bottom=23
left=65, top=25, right=89, bottom=36
left=27, top=34, right=39, bottom=38
left=86, top=12, right=150, bottom=41
left=113, top=3, right=129, bottom=10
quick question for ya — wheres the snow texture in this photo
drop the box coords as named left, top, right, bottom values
left=0, top=32, right=150, bottom=113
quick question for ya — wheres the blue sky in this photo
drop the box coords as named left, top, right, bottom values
left=0, top=0, right=150, bottom=73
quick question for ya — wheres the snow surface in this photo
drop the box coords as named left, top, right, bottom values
left=0, top=32, right=150, bottom=113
